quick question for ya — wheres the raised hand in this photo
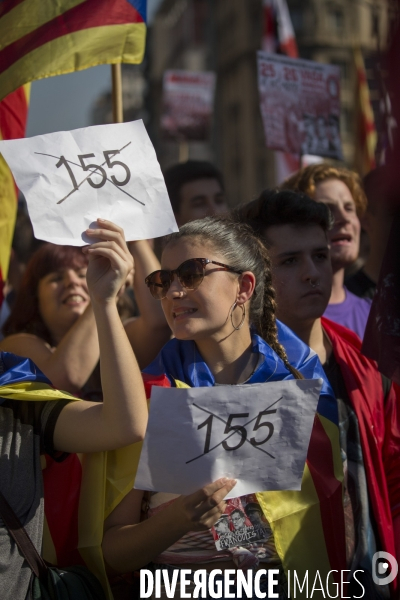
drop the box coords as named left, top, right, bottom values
left=83, top=219, right=133, bottom=305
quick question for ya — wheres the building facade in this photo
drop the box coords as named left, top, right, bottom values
left=287, top=0, right=392, bottom=171
left=148, top=0, right=393, bottom=206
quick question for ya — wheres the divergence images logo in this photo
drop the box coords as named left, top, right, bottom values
left=372, top=552, right=398, bottom=586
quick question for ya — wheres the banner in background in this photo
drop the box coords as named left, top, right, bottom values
left=257, top=52, right=342, bottom=160
left=161, top=70, right=216, bottom=141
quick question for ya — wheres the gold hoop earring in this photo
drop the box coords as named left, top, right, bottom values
left=230, top=302, right=246, bottom=331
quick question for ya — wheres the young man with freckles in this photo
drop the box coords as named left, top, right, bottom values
left=237, top=190, right=400, bottom=600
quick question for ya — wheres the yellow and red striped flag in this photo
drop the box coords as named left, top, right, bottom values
left=354, top=48, right=377, bottom=174
left=1, top=351, right=142, bottom=599
left=0, top=83, right=29, bottom=304
left=0, top=0, right=147, bottom=101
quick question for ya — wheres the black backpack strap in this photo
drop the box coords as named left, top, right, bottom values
left=0, top=490, right=48, bottom=580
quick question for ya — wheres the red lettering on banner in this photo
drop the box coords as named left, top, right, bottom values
left=284, top=67, right=298, bottom=81
left=301, top=70, right=323, bottom=82
left=260, top=63, right=276, bottom=78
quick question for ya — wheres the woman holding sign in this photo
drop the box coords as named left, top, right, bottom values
left=102, top=217, right=341, bottom=599
left=0, top=238, right=170, bottom=395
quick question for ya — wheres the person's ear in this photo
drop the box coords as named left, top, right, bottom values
left=236, top=271, right=256, bottom=305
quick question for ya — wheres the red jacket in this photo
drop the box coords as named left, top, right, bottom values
left=322, top=317, right=400, bottom=595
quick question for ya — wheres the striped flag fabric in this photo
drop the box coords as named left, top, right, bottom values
left=0, top=351, right=142, bottom=599
left=42, top=439, right=142, bottom=598
left=262, top=0, right=298, bottom=58
left=0, top=83, right=29, bottom=305
left=0, top=0, right=147, bottom=102
left=262, top=0, right=301, bottom=183
left=354, top=48, right=377, bottom=173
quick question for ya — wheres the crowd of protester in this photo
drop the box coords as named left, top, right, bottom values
left=0, top=157, right=399, bottom=600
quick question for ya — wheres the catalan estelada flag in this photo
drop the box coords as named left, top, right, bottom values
left=0, top=83, right=30, bottom=305
left=0, top=0, right=147, bottom=101
left=143, top=322, right=347, bottom=598
left=0, top=351, right=142, bottom=600
left=262, top=0, right=301, bottom=184
left=262, top=0, right=298, bottom=58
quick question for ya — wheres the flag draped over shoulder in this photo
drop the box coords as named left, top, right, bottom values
left=0, top=0, right=147, bottom=101
left=323, top=317, right=399, bottom=597
left=143, top=322, right=346, bottom=599
left=0, top=351, right=142, bottom=600
left=0, top=83, right=29, bottom=304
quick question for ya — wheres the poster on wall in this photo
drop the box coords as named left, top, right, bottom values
left=161, top=70, right=216, bottom=141
left=257, top=51, right=343, bottom=160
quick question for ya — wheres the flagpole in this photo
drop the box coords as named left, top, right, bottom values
left=111, top=64, right=123, bottom=123
left=178, top=139, right=189, bottom=162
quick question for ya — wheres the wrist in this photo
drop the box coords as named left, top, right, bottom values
left=90, top=295, right=118, bottom=313
left=165, top=500, right=192, bottom=537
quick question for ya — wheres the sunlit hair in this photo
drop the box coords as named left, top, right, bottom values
left=281, top=164, right=367, bottom=217
left=163, top=216, right=303, bottom=379
left=2, top=244, right=88, bottom=345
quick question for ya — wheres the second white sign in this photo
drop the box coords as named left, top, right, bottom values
left=135, top=379, right=322, bottom=497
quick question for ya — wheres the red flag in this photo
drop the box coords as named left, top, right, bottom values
left=0, top=84, right=30, bottom=305
left=362, top=20, right=400, bottom=383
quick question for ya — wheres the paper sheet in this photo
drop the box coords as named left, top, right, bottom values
left=0, top=120, right=178, bottom=245
left=135, top=379, right=322, bottom=497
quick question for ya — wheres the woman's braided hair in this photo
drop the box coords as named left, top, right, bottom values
left=163, top=216, right=303, bottom=379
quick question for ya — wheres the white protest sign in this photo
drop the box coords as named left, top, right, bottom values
left=0, top=120, right=178, bottom=245
left=135, top=379, right=322, bottom=497
left=257, top=52, right=342, bottom=160
left=161, top=70, right=216, bottom=141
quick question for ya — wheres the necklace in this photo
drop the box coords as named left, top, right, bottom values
left=238, top=352, right=260, bottom=384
